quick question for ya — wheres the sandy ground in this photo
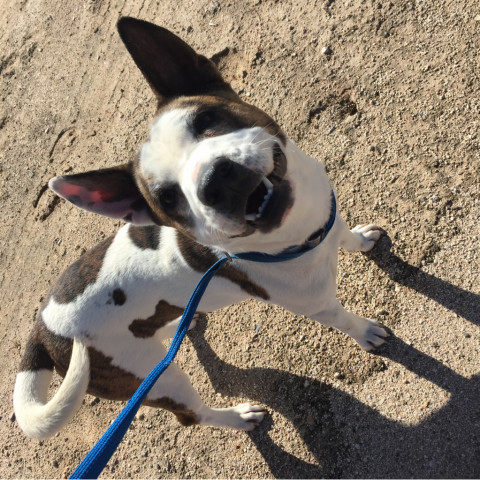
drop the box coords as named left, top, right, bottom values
left=1, top=0, right=479, bottom=478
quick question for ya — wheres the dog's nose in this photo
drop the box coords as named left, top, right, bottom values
left=197, top=158, right=260, bottom=214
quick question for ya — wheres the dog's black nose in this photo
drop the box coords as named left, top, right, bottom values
left=198, top=158, right=260, bottom=214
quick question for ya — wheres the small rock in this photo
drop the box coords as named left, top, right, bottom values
left=321, top=46, right=333, bottom=55
left=9, top=412, right=16, bottom=422
left=211, top=1, right=220, bottom=13
left=141, top=450, right=148, bottom=457
left=421, top=400, right=430, bottom=409
left=53, top=460, right=59, bottom=468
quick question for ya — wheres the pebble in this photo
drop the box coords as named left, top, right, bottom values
left=321, top=46, right=333, bottom=55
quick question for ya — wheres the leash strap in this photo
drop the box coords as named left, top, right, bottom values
left=70, top=191, right=336, bottom=479
left=69, top=256, right=229, bottom=479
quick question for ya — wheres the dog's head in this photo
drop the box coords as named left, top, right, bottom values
left=50, top=18, right=305, bottom=252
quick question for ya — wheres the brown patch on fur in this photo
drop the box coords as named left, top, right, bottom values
left=51, top=236, right=114, bottom=304
left=128, top=224, right=161, bottom=250
left=128, top=300, right=184, bottom=338
left=19, top=321, right=55, bottom=372
left=161, top=95, right=286, bottom=145
left=29, top=323, right=197, bottom=425
left=146, top=397, right=199, bottom=426
left=176, top=231, right=270, bottom=300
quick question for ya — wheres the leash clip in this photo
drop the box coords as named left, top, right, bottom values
left=224, top=252, right=233, bottom=263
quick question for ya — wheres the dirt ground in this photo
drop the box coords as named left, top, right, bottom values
left=1, top=0, right=479, bottom=478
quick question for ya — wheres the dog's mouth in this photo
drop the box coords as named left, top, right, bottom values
left=242, top=144, right=293, bottom=233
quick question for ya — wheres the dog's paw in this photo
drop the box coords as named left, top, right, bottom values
left=351, top=224, right=383, bottom=252
left=353, top=318, right=389, bottom=351
left=223, top=403, right=267, bottom=431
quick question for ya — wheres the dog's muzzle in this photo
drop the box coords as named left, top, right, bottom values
left=197, top=157, right=262, bottom=216
left=197, top=144, right=292, bottom=234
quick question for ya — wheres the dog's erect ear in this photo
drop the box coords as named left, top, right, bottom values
left=49, top=164, right=155, bottom=225
left=117, top=17, right=230, bottom=99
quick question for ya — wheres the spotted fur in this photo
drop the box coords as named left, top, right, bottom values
left=14, top=17, right=387, bottom=440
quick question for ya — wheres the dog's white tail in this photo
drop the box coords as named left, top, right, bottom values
left=13, top=338, right=90, bottom=439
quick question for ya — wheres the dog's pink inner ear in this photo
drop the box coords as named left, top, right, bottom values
left=49, top=167, right=155, bottom=225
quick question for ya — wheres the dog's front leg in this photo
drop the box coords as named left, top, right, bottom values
left=338, top=219, right=383, bottom=252
left=309, top=299, right=388, bottom=350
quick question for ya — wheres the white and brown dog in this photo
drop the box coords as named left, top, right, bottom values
left=13, top=17, right=388, bottom=439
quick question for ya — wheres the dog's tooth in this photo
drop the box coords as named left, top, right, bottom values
left=263, top=177, right=273, bottom=191
left=245, top=213, right=256, bottom=221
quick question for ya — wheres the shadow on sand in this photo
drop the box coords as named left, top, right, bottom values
left=188, top=235, right=480, bottom=478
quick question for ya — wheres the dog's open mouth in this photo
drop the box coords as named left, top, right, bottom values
left=243, top=144, right=293, bottom=232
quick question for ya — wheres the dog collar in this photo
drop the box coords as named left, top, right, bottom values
left=232, top=190, right=336, bottom=263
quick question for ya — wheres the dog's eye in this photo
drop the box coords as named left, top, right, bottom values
left=158, top=185, right=179, bottom=209
left=193, top=110, right=218, bottom=136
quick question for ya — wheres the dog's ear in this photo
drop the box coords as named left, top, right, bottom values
left=49, top=164, right=155, bottom=225
left=117, top=17, right=230, bottom=99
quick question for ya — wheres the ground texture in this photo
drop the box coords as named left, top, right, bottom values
left=1, top=0, right=479, bottom=478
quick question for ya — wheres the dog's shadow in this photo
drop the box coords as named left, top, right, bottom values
left=188, top=235, right=480, bottom=478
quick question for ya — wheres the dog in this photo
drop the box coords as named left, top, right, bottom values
left=13, top=17, right=388, bottom=439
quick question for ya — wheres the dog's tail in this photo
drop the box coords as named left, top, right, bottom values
left=13, top=337, right=90, bottom=439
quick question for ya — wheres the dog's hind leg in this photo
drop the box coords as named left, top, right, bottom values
left=338, top=219, right=383, bottom=252
left=144, top=362, right=265, bottom=430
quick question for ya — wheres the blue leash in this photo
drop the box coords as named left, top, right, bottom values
left=70, top=192, right=336, bottom=479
